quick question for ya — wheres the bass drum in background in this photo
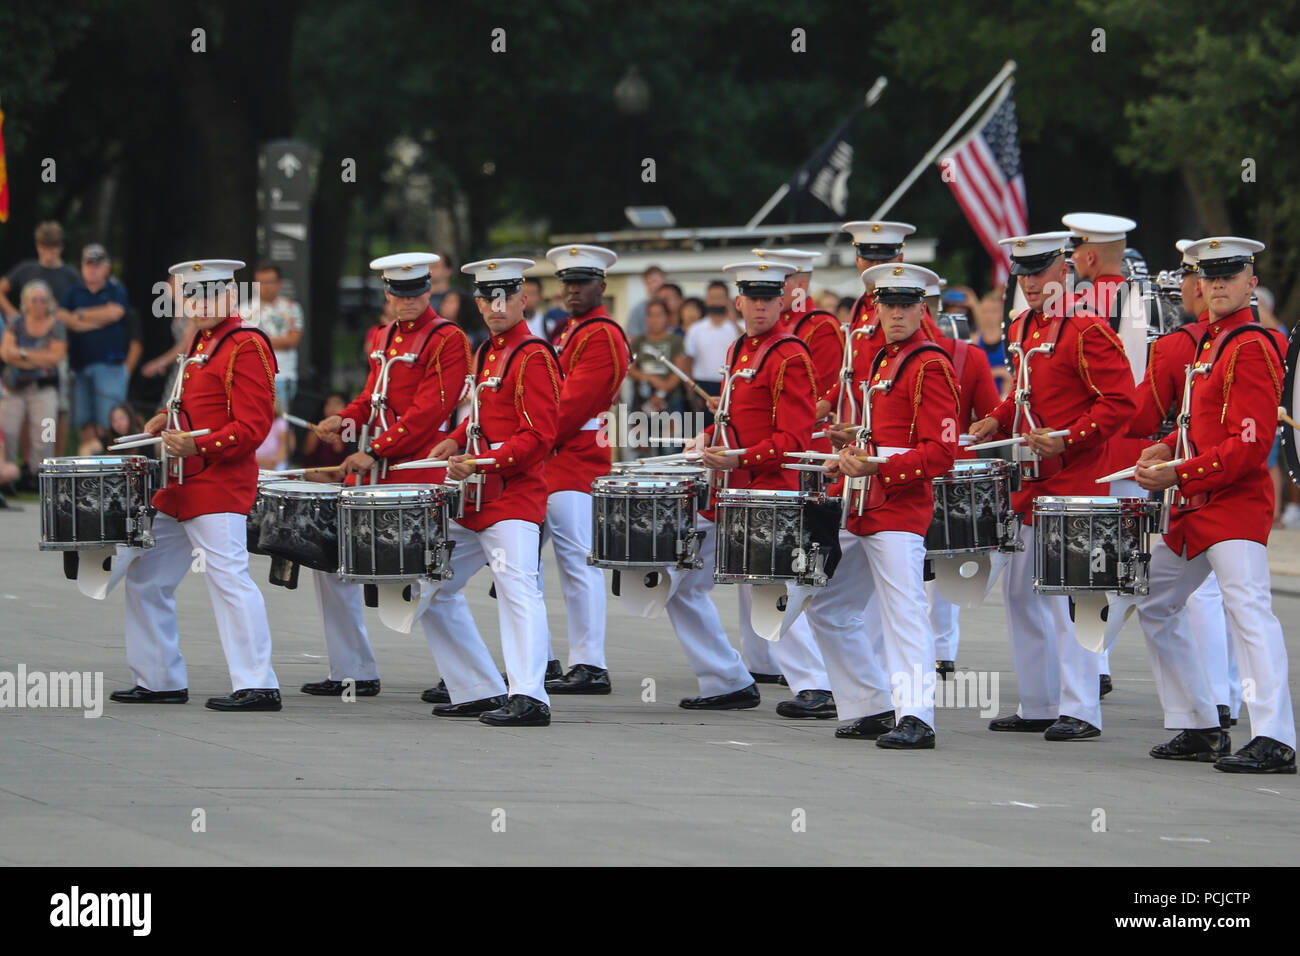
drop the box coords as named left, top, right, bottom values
left=1281, top=327, right=1300, bottom=490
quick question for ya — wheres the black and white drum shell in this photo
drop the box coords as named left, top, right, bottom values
left=713, top=488, right=835, bottom=587
left=338, top=484, right=452, bottom=582
left=925, top=459, right=1018, bottom=556
left=39, top=455, right=154, bottom=550
left=1032, top=495, right=1158, bottom=596
left=590, top=472, right=699, bottom=569
left=257, top=480, right=342, bottom=573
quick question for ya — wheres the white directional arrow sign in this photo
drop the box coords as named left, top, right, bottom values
left=276, top=153, right=302, bottom=178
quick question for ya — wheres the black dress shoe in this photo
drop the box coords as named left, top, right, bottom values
left=1099, top=674, right=1113, bottom=698
left=876, top=715, right=936, bottom=750
left=1150, top=728, right=1230, bottom=762
left=546, top=663, right=612, bottom=695
left=110, top=685, right=188, bottom=704
left=936, top=660, right=956, bottom=680
left=205, top=688, right=282, bottom=712
left=749, top=672, right=783, bottom=685
left=1214, top=736, right=1297, bottom=774
left=300, top=678, right=380, bottom=697
left=433, top=694, right=508, bottom=718
left=479, top=694, right=551, bottom=727
left=422, top=680, right=450, bottom=704
left=1217, top=704, right=1232, bottom=730
left=835, top=711, right=896, bottom=739
left=545, top=659, right=564, bottom=681
left=988, top=714, right=1055, bottom=732
left=679, top=684, right=761, bottom=710
left=775, top=689, right=837, bottom=719
left=1044, top=716, right=1100, bottom=740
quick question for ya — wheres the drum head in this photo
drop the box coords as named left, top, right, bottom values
left=41, top=455, right=148, bottom=473
left=340, top=483, right=440, bottom=504
left=261, top=480, right=343, bottom=496
left=593, top=474, right=696, bottom=494
left=1282, top=328, right=1300, bottom=489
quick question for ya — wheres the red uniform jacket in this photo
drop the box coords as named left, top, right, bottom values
left=780, top=306, right=842, bottom=408
left=832, top=329, right=959, bottom=537
left=988, top=305, right=1137, bottom=524
left=1160, top=307, right=1283, bottom=558
left=700, top=326, right=816, bottom=518
left=936, top=335, right=1001, bottom=461
left=446, top=319, right=560, bottom=530
left=1127, top=316, right=1207, bottom=440
left=339, top=307, right=472, bottom=484
left=548, top=307, right=629, bottom=495
left=153, top=315, right=276, bottom=522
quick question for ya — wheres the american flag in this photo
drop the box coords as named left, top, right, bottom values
left=939, top=82, right=1028, bottom=285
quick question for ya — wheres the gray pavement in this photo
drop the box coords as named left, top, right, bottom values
left=1, top=501, right=1297, bottom=866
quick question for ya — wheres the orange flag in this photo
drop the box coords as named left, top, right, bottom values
left=0, top=108, right=9, bottom=223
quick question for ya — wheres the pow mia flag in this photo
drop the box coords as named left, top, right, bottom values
left=790, top=118, right=856, bottom=218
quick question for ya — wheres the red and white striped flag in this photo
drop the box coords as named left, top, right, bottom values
left=939, top=81, right=1027, bottom=285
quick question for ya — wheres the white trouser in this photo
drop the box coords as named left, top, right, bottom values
left=1187, top=572, right=1242, bottom=716
left=537, top=490, right=606, bottom=669
left=741, top=627, right=779, bottom=675
left=1138, top=537, right=1294, bottom=747
left=311, top=570, right=378, bottom=682
left=665, top=518, right=756, bottom=697
left=417, top=519, right=548, bottom=705
left=736, top=585, right=830, bottom=694
left=803, top=530, right=933, bottom=726
left=1002, top=523, right=1104, bottom=728
left=927, top=580, right=960, bottom=661
left=1103, top=478, right=1145, bottom=677
left=123, top=511, right=277, bottom=692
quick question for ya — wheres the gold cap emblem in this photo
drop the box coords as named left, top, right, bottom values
left=758, top=264, right=768, bottom=271
left=893, top=266, right=904, bottom=276
left=1015, top=239, right=1026, bottom=247
left=1209, top=240, right=1221, bottom=249
left=192, top=263, right=202, bottom=272
left=569, top=247, right=579, bottom=255
left=871, top=224, right=882, bottom=233
left=487, top=262, right=498, bottom=270
left=401, top=264, right=412, bottom=271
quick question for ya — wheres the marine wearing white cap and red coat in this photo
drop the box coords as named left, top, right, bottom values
left=752, top=248, right=844, bottom=413
left=1132, top=236, right=1295, bottom=773
left=333, top=253, right=472, bottom=485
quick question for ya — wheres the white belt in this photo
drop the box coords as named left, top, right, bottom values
left=580, top=417, right=602, bottom=431
left=489, top=441, right=504, bottom=450
left=876, top=446, right=909, bottom=457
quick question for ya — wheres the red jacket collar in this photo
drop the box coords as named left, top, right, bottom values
left=396, top=305, right=436, bottom=334
left=488, top=317, right=534, bottom=349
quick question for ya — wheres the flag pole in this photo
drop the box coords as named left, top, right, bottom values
left=745, top=76, right=888, bottom=231
left=867, top=60, right=1017, bottom=221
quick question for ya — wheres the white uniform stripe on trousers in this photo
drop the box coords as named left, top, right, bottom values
left=1138, top=537, right=1295, bottom=747
left=312, top=570, right=379, bottom=682
left=418, top=519, right=549, bottom=705
left=537, top=489, right=607, bottom=669
left=665, top=518, right=755, bottom=698
left=124, top=511, right=277, bottom=692
left=1002, top=523, right=1103, bottom=728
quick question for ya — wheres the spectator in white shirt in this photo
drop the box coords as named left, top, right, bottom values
left=247, top=263, right=304, bottom=405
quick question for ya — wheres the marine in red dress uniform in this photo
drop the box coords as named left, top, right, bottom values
left=968, top=232, right=1137, bottom=741
left=302, top=253, right=472, bottom=700
left=420, top=257, right=561, bottom=727
left=114, top=259, right=282, bottom=712
left=1132, top=237, right=1295, bottom=773
left=800, top=262, right=958, bottom=748
left=539, top=245, right=629, bottom=695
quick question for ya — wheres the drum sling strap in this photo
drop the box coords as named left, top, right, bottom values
left=719, top=331, right=811, bottom=449
left=373, top=315, right=456, bottom=424
left=1178, top=322, right=1285, bottom=512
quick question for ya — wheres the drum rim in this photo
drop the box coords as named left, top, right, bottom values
left=40, top=455, right=150, bottom=471
left=260, top=480, right=345, bottom=495
left=1032, top=495, right=1150, bottom=510
left=592, top=476, right=698, bottom=493
left=713, top=488, right=806, bottom=502
left=339, top=483, right=445, bottom=502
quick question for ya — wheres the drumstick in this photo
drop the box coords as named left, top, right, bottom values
left=965, top=429, right=1070, bottom=451
left=647, top=356, right=713, bottom=403
left=783, top=463, right=832, bottom=473
left=113, top=431, right=154, bottom=444
left=388, top=457, right=496, bottom=472
left=1279, top=407, right=1300, bottom=430
left=266, top=465, right=346, bottom=478
left=282, top=413, right=314, bottom=429
left=1094, top=459, right=1185, bottom=484
left=784, top=451, right=889, bottom=463
left=109, top=428, right=211, bottom=450
left=617, top=452, right=703, bottom=466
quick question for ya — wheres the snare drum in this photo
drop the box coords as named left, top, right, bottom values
left=39, top=455, right=154, bottom=550
left=590, top=472, right=701, bottom=569
left=257, top=481, right=342, bottom=572
left=925, top=459, right=1019, bottom=556
left=713, top=488, right=837, bottom=587
left=338, top=484, right=454, bottom=582
left=1033, top=496, right=1158, bottom=595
